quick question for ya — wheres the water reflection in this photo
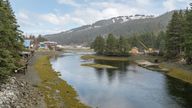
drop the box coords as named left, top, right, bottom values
left=94, top=68, right=104, bottom=80
left=94, top=60, right=133, bottom=83
left=94, top=60, right=130, bottom=72
left=50, top=53, right=192, bottom=108
left=166, top=76, right=192, bottom=108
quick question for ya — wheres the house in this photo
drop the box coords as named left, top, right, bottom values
left=39, top=41, right=57, bottom=50
left=23, top=35, right=39, bottom=49
left=130, top=47, right=139, bottom=55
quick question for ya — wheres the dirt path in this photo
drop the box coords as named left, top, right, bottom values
left=15, top=52, right=47, bottom=108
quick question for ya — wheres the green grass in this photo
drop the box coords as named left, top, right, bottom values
left=160, top=64, right=192, bottom=84
left=35, top=56, right=89, bottom=108
left=81, top=63, right=118, bottom=69
left=81, top=55, right=129, bottom=61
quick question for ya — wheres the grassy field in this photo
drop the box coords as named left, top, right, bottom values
left=35, top=56, right=89, bottom=108
left=81, top=63, right=118, bottom=69
left=81, top=54, right=129, bottom=61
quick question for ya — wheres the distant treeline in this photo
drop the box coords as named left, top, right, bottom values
left=165, top=4, right=192, bottom=64
left=91, top=31, right=166, bottom=56
left=91, top=34, right=130, bottom=56
left=0, top=0, right=23, bottom=82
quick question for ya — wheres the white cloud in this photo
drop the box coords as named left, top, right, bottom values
left=163, top=0, right=176, bottom=11
left=163, top=0, right=191, bottom=11
left=17, top=12, right=29, bottom=20
left=136, top=0, right=152, bottom=5
left=72, top=2, right=140, bottom=24
left=14, top=0, right=191, bottom=35
left=57, top=0, right=79, bottom=6
left=39, top=13, right=85, bottom=25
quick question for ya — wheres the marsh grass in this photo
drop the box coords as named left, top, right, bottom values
left=81, top=63, right=118, bottom=69
left=81, top=55, right=129, bottom=61
left=35, top=56, right=89, bottom=108
left=160, top=64, right=192, bottom=84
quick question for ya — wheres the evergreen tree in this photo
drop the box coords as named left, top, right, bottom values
left=92, top=36, right=105, bottom=54
left=156, top=31, right=166, bottom=54
left=0, top=0, right=23, bottom=81
left=91, top=34, right=130, bottom=56
left=37, top=34, right=47, bottom=42
left=165, top=11, right=183, bottom=59
left=105, top=34, right=118, bottom=55
left=184, top=4, right=192, bottom=64
left=118, top=36, right=130, bottom=56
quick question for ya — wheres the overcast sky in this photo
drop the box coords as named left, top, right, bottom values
left=9, top=0, right=191, bottom=35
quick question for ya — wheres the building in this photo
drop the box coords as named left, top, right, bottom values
left=130, top=47, right=139, bottom=55
left=23, top=35, right=38, bottom=49
left=39, top=41, right=57, bottom=50
left=24, top=40, right=32, bottom=48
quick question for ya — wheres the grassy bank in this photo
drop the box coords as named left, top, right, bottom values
left=81, top=63, right=118, bottom=69
left=160, top=64, right=192, bottom=84
left=132, top=56, right=192, bottom=84
left=81, top=54, right=129, bottom=61
left=35, top=55, right=89, bottom=108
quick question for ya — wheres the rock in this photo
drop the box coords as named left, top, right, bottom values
left=0, top=77, right=41, bottom=108
left=55, top=90, right=60, bottom=94
left=45, top=86, right=51, bottom=90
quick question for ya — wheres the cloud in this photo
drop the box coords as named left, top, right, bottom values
left=136, top=0, right=152, bottom=5
left=13, top=0, right=191, bottom=35
left=39, top=13, right=85, bottom=25
left=163, top=0, right=177, bottom=11
left=57, top=0, right=79, bottom=6
left=72, top=2, right=141, bottom=24
left=163, top=0, right=191, bottom=11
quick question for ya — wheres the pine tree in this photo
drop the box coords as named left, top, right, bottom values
left=118, top=36, right=130, bottom=56
left=165, top=11, right=183, bottom=59
left=0, top=0, right=23, bottom=81
left=92, top=36, right=105, bottom=54
left=105, top=34, right=118, bottom=55
left=184, top=4, right=192, bottom=64
left=156, top=31, right=166, bottom=54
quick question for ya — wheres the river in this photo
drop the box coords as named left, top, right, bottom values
left=50, top=52, right=192, bottom=108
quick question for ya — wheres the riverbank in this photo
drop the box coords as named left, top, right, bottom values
left=34, top=51, right=89, bottom=108
left=81, top=63, right=118, bottom=69
left=81, top=54, right=192, bottom=84
left=81, top=54, right=129, bottom=61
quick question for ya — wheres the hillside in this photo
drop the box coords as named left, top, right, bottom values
left=45, top=11, right=173, bottom=45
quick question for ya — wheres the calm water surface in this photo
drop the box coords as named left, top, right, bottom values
left=50, top=52, right=192, bottom=108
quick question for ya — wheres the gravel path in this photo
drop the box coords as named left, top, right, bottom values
left=15, top=52, right=47, bottom=108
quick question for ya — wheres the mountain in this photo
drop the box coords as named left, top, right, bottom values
left=45, top=12, right=173, bottom=45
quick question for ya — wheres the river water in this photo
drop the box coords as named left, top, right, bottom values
left=50, top=52, right=192, bottom=108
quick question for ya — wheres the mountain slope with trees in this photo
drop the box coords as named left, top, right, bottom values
left=45, top=12, right=173, bottom=45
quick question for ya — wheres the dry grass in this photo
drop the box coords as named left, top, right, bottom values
left=81, top=63, right=118, bottom=69
left=81, top=55, right=129, bottom=61
left=35, top=56, right=89, bottom=108
left=165, top=67, right=192, bottom=84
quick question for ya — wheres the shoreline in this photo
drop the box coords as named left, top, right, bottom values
left=34, top=51, right=89, bottom=108
left=81, top=54, right=192, bottom=84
